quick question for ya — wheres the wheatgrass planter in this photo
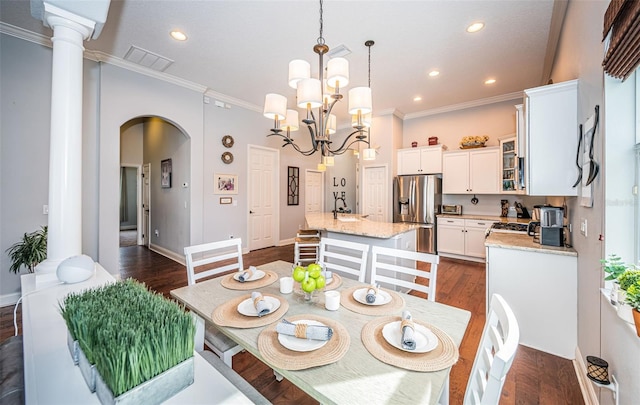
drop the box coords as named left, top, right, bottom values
left=59, top=279, right=195, bottom=404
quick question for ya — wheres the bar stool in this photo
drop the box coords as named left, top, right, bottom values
left=294, top=229, right=321, bottom=265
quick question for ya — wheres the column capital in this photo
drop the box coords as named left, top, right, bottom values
left=31, top=0, right=111, bottom=40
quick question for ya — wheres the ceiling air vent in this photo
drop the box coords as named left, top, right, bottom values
left=327, top=44, right=351, bottom=59
left=123, top=45, right=174, bottom=72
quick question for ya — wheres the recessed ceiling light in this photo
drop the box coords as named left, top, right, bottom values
left=428, top=70, right=440, bottom=77
left=414, top=96, right=422, bottom=102
left=484, top=78, right=496, bottom=85
left=466, top=22, right=485, bottom=33
left=170, top=30, right=188, bottom=41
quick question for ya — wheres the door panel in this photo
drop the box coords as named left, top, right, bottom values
left=142, top=163, right=150, bottom=247
left=305, top=170, right=324, bottom=213
left=362, top=165, right=387, bottom=222
left=248, top=146, right=278, bottom=250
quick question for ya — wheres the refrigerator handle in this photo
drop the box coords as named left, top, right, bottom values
left=409, top=178, right=416, bottom=217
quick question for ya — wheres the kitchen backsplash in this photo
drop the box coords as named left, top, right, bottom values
left=441, top=194, right=548, bottom=217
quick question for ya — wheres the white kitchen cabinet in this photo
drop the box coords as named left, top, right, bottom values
left=397, top=145, right=443, bottom=175
left=524, top=80, right=578, bottom=196
left=442, top=148, right=499, bottom=194
left=499, top=136, right=524, bottom=194
left=486, top=245, right=577, bottom=359
left=437, top=217, right=491, bottom=260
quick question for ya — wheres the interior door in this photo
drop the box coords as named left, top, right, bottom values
left=362, top=165, right=388, bottom=222
left=142, top=163, right=150, bottom=247
left=305, top=170, right=324, bottom=213
left=248, top=146, right=278, bottom=250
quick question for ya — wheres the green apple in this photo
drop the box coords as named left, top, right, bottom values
left=308, top=263, right=322, bottom=279
left=292, top=266, right=306, bottom=282
left=315, top=275, right=326, bottom=289
left=301, top=277, right=316, bottom=293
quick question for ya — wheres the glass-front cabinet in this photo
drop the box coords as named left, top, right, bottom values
left=499, top=136, right=521, bottom=193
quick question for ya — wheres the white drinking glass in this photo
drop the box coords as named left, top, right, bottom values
left=280, top=277, right=294, bottom=294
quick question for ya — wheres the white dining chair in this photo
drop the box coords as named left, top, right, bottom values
left=462, top=293, right=520, bottom=405
left=294, top=229, right=321, bottom=265
left=184, top=238, right=244, bottom=367
left=369, top=245, right=439, bottom=301
left=317, top=237, right=369, bottom=282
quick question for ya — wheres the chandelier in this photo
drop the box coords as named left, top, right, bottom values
left=263, top=0, right=376, bottom=170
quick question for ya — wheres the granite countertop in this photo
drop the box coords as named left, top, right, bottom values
left=437, top=214, right=531, bottom=223
left=305, top=212, right=419, bottom=239
left=485, top=232, right=577, bottom=257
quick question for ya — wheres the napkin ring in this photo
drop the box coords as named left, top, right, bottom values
left=253, top=294, right=264, bottom=307
left=400, top=319, right=415, bottom=331
left=243, top=269, right=253, bottom=279
left=294, top=323, right=308, bottom=339
left=367, top=287, right=379, bottom=295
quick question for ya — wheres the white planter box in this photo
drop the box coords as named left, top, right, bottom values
left=95, top=357, right=194, bottom=405
left=77, top=344, right=97, bottom=392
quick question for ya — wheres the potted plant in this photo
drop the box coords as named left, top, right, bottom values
left=616, top=268, right=640, bottom=323
left=625, top=278, right=640, bottom=337
left=6, top=226, right=47, bottom=273
left=601, top=254, right=627, bottom=304
left=60, top=279, right=195, bottom=403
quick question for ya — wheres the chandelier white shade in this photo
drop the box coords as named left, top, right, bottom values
left=327, top=57, right=349, bottom=89
left=348, top=87, right=372, bottom=115
left=288, top=59, right=311, bottom=88
left=296, top=78, right=323, bottom=108
left=263, top=93, right=287, bottom=120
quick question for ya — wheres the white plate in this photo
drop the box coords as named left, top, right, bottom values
left=352, top=287, right=391, bottom=306
left=233, top=269, right=265, bottom=282
left=381, top=321, right=439, bottom=353
left=237, top=296, right=280, bottom=317
left=277, top=320, right=329, bottom=352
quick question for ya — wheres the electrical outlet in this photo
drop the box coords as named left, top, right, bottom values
left=43, top=205, right=49, bottom=215
left=154, top=229, right=159, bottom=237
left=580, top=219, right=587, bottom=237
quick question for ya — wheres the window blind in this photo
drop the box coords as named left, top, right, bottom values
left=603, top=0, right=640, bottom=80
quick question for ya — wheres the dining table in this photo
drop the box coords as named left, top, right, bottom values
left=170, top=260, right=471, bottom=405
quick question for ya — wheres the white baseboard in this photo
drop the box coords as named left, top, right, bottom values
left=438, top=252, right=485, bottom=263
left=574, top=347, right=599, bottom=405
left=0, top=292, right=21, bottom=307
left=279, top=238, right=295, bottom=246
left=149, top=244, right=186, bottom=266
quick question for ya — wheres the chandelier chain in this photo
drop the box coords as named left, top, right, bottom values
left=317, top=0, right=325, bottom=45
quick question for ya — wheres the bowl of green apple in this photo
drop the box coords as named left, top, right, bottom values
left=292, top=263, right=327, bottom=301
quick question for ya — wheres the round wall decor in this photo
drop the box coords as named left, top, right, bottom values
left=222, top=135, right=234, bottom=148
left=221, top=151, right=234, bottom=164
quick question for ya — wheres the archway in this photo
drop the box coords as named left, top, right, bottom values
left=119, top=116, right=191, bottom=264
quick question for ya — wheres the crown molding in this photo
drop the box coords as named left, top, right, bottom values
left=93, top=51, right=207, bottom=93
left=203, top=89, right=262, bottom=112
left=404, top=91, right=524, bottom=120
left=1, top=22, right=51, bottom=46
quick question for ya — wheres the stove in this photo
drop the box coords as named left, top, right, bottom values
left=490, top=222, right=529, bottom=234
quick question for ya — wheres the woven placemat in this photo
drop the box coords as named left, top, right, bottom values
left=324, top=273, right=342, bottom=290
left=340, top=286, right=405, bottom=316
left=361, top=316, right=459, bottom=372
left=211, top=294, right=289, bottom=328
left=220, top=270, right=278, bottom=290
left=257, top=314, right=350, bottom=370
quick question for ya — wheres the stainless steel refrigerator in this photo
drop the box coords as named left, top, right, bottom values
left=393, top=175, right=442, bottom=253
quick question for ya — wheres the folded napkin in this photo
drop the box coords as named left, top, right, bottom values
left=366, top=284, right=379, bottom=304
left=237, top=266, right=257, bottom=282
left=276, top=319, right=333, bottom=341
left=401, top=310, right=416, bottom=350
left=251, top=292, right=271, bottom=317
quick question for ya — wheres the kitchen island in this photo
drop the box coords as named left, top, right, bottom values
left=485, top=232, right=577, bottom=359
left=305, top=212, right=419, bottom=284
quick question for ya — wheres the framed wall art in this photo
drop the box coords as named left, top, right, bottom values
left=161, top=158, right=172, bottom=188
left=287, top=166, right=299, bottom=205
left=214, top=173, right=238, bottom=195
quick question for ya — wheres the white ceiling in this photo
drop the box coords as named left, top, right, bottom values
left=0, top=0, right=564, bottom=122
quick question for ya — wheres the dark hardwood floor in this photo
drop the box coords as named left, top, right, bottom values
left=1, top=245, right=584, bottom=404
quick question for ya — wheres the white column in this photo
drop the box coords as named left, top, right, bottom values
left=36, top=5, right=94, bottom=274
